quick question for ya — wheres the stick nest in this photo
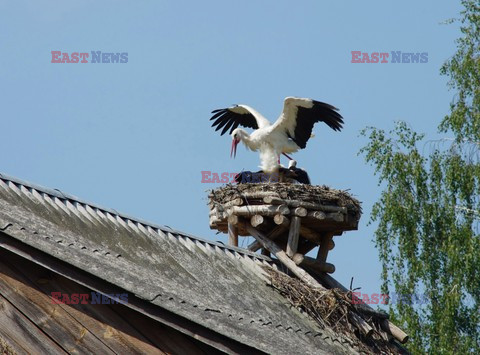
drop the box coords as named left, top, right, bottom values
left=209, top=183, right=361, bottom=216
left=265, top=267, right=407, bottom=354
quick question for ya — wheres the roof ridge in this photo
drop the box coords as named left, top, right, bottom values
left=0, top=172, right=269, bottom=261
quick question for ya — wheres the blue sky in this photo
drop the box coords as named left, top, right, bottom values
left=0, top=1, right=463, bottom=299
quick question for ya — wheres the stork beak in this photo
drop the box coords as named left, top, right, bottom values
left=230, top=138, right=239, bottom=158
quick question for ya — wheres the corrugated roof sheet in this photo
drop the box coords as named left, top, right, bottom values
left=0, top=173, right=360, bottom=354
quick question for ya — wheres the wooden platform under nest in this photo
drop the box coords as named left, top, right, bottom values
left=209, top=183, right=361, bottom=234
left=208, top=183, right=362, bottom=274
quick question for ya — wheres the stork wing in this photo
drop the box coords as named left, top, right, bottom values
left=210, top=104, right=270, bottom=136
left=272, top=97, right=344, bottom=149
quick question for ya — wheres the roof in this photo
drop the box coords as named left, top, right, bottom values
left=0, top=173, right=361, bottom=354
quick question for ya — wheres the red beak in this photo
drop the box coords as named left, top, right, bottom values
left=230, top=139, right=239, bottom=158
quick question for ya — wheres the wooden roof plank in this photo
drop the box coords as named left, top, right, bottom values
left=0, top=293, right=67, bottom=355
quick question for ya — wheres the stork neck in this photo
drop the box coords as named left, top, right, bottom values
left=238, top=132, right=254, bottom=149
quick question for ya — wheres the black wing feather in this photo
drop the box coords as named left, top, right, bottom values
left=211, top=112, right=228, bottom=127
left=221, top=118, right=237, bottom=135
left=214, top=113, right=232, bottom=132
left=210, top=110, right=227, bottom=120
left=209, top=106, right=259, bottom=136
left=230, top=120, right=240, bottom=132
left=293, top=100, right=344, bottom=149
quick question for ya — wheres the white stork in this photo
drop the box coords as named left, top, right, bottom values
left=210, top=97, right=344, bottom=173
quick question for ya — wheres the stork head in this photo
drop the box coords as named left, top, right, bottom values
left=230, top=128, right=248, bottom=158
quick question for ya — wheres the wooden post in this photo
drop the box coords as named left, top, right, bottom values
left=209, top=215, right=221, bottom=228
left=250, top=215, right=264, bottom=228
left=228, top=214, right=239, bottom=225
left=247, top=224, right=288, bottom=252
left=380, top=319, right=409, bottom=344
left=307, top=211, right=326, bottom=220
left=292, top=253, right=335, bottom=274
left=273, top=214, right=290, bottom=227
left=286, top=216, right=301, bottom=257
left=350, top=312, right=373, bottom=338
left=222, top=198, right=243, bottom=208
left=291, top=207, right=307, bottom=217
left=227, top=222, right=238, bottom=247
left=329, top=239, right=335, bottom=250
left=246, top=223, right=324, bottom=289
left=317, top=232, right=334, bottom=263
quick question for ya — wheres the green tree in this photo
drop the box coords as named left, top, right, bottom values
left=359, top=1, right=480, bottom=353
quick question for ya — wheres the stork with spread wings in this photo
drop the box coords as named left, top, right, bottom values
left=210, top=97, right=344, bottom=174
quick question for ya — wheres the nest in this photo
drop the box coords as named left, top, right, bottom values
left=209, top=183, right=361, bottom=217
left=265, top=267, right=407, bottom=354
left=208, top=183, right=362, bottom=237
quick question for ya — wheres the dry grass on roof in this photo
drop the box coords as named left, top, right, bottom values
left=265, top=267, right=407, bottom=355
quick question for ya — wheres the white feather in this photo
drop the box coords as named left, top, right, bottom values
left=258, top=143, right=278, bottom=172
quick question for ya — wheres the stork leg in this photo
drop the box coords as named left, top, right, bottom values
left=282, top=153, right=293, bottom=160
